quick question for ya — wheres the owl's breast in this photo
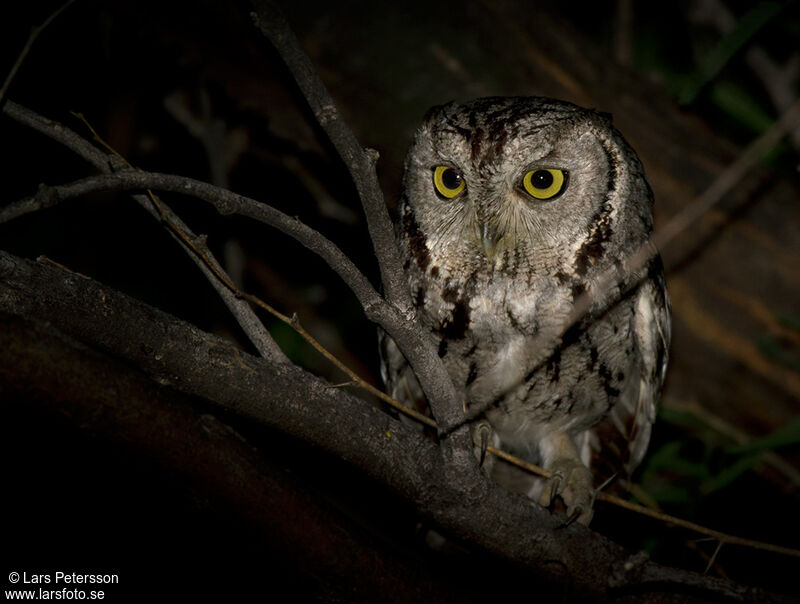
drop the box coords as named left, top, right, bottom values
left=414, top=268, right=567, bottom=389
left=417, top=263, right=636, bottom=421
left=420, top=268, right=568, bottom=344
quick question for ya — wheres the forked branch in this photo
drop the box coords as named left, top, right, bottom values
left=248, top=0, right=467, bottom=435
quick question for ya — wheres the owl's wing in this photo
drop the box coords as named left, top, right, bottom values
left=628, top=271, right=671, bottom=469
left=589, top=270, right=671, bottom=478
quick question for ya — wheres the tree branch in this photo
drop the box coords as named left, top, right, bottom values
left=2, top=100, right=467, bottom=439
left=0, top=248, right=785, bottom=602
left=248, top=0, right=468, bottom=437
left=692, top=0, right=800, bottom=151
left=248, top=0, right=407, bottom=311
left=0, top=164, right=460, bottom=432
left=1, top=100, right=286, bottom=363
left=11, top=165, right=800, bottom=560
left=0, top=0, right=75, bottom=104
left=0, top=313, right=465, bottom=601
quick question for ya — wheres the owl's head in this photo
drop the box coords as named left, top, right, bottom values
left=401, top=97, right=653, bottom=279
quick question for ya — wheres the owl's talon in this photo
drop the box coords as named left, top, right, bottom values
left=472, top=421, right=493, bottom=468
left=544, top=474, right=561, bottom=507
left=560, top=507, right=584, bottom=528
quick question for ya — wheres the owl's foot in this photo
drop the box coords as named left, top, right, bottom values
left=538, top=458, right=594, bottom=525
left=537, top=432, right=595, bottom=526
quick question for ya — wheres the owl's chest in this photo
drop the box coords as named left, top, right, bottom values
left=414, top=269, right=567, bottom=348
left=411, top=265, right=636, bottom=433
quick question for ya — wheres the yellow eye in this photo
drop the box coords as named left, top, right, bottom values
left=432, top=166, right=466, bottom=199
left=522, top=168, right=567, bottom=200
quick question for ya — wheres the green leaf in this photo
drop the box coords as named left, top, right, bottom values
left=643, top=538, right=660, bottom=555
left=658, top=406, right=707, bottom=431
left=700, top=454, right=760, bottom=493
left=709, top=81, right=774, bottom=132
left=648, top=485, right=693, bottom=504
left=679, top=1, right=785, bottom=105
left=778, top=315, right=800, bottom=331
left=726, top=416, right=800, bottom=454
left=643, top=441, right=712, bottom=479
left=758, top=333, right=800, bottom=371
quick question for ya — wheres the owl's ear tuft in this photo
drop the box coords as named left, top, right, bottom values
left=422, top=101, right=457, bottom=126
left=594, top=110, right=614, bottom=123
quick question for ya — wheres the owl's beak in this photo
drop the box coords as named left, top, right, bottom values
left=480, top=222, right=501, bottom=260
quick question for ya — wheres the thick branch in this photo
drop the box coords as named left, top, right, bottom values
left=1, top=314, right=471, bottom=601
left=0, top=249, right=782, bottom=602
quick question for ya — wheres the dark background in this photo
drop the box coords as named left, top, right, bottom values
left=1, top=0, right=799, bottom=600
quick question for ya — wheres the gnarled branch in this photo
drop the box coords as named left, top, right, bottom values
left=0, top=249, right=782, bottom=602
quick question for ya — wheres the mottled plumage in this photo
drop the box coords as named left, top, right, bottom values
left=381, top=97, right=670, bottom=524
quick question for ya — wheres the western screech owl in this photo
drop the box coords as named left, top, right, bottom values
left=380, top=97, right=670, bottom=525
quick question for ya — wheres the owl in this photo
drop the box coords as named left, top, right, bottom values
left=380, top=97, right=670, bottom=525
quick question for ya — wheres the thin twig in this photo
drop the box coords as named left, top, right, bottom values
left=486, top=445, right=800, bottom=559
left=0, top=0, right=76, bottom=105
left=687, top=538, right=731, bottom=580
left=663, top=396, right=800, bottom=488
left=692, top=0, right=800, bottom=151
left=600, top=492, right=800, bottom=558
left=1, top=101, right=286, bottom=363
left=241, top=291, right=436, bottom=427
left=163, top=89, right=246, bottom=189
left=704, top=541, right=724, bottom=575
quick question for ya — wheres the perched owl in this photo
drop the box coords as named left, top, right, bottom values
left=380, top=97, right=670, bottom=525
